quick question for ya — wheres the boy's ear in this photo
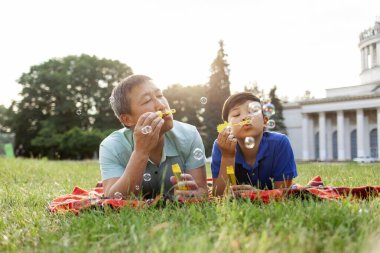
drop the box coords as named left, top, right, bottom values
left=263, top=116, right=269, bottom=126
left=119, top=114, right=134, bottom=127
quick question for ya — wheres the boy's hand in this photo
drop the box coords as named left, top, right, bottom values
left=133, top=112, right=165, bottom=155
left=170, top=174, right=207, bottom=200
left=230, top=184, right=256, bottom=197
left=217, top=127, right=237, bottom=157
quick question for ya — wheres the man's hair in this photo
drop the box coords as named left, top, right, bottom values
left=110, top=74, right=152, bottom=119
left=221, top=92, right=262, bottom=121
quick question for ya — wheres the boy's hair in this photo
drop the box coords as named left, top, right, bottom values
left=222, top=92, right=262, bottom=121
left=110, top=74, right=152, bottom=119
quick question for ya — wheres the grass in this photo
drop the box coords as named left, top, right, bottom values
left=1, top=158, right=380, bottom=253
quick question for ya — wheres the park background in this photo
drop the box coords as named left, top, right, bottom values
left=1, top=1, right=380, bottom=252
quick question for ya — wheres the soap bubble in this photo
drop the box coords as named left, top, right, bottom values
left=141, top=125, right=152, bottom=134
left=244, top=137, right=255, bottom=149
left=267, top=119, right=276, bottom=129
left=193, top=148, right=204, bottom=160
left=76, top=110, right=82, bottom=115
left=114, top=192, right=123, bottom=200
left=200, top=97, right=208, bottom=104
left=135, top=185, right=140, bottom=190
left=248, top=102, right=262, bottom=115
left=109, top=96, right=115, bottom=104
left=143, top=173, right=152, bottom=182
left=262, top=103, right=275, bottom=117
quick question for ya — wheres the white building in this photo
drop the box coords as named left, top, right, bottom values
left=283, top=18, right=380, bottom=161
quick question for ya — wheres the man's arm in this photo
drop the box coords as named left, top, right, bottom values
left=103, top=150, right=149, bottom=197
left=103, top=112, right=164, bottom=198
left=171, top=165, right=208, bottom=199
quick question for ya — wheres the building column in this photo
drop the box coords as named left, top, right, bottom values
left=377, top=108, right=380, bottom=160
left=369, top=44, right=375, bottom=68
left=377, top=42, right=380, bottom=66
left=337, top=110, right=345, bottom=161
left=319, top=112, right=327, bottom=161
left=356, top=109, right=365, bottom=157
left=302, top=114, right=309, bottom=161
left=364, top=46, right=369, bottom=69
left=361, top=48, right=366, bottom=71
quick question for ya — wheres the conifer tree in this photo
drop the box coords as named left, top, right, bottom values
left=203, top=40, right=231, bottom=156
left=268, top=86, right=287, bottom=135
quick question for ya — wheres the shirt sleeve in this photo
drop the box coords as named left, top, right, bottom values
left=184, top=129, right=206, bottom=171
left=272, top=135, right=298, bottom=181
left=211, top=140, right=222, bottom=178
left=99, top=143, right=126, bottom=181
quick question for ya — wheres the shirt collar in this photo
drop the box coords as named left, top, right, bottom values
left=235, top=132, right=269, bottom=169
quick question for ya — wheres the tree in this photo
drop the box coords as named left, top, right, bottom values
left=0, top=105, right=13, bottom=133
left=203, top=41, right=231, bottom=156
left=163, top=84, right=207, bottom=129
left=244, top=81, right=262, bottom=98
left=268, top=86, right=287, bottom=135
left=10, top=54, right=133, bottom=158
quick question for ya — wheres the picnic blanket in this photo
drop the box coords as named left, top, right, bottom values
left=48, top=176, right=380, bottom=214
left=239, top=176, right=380, bottom=203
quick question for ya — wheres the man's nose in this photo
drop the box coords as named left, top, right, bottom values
left=153, top=97, right=166, bottom=111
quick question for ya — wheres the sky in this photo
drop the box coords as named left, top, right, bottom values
left=0, top=0, right=379, bottom=107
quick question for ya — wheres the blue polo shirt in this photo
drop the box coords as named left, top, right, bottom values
left=211, top=132, right=297, bottom=190
left=99, top=120, right=206, bottom=198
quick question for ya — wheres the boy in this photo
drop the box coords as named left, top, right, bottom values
left=211, top=92, right=297, bottom=196
left=100, top=75, right=207, bottom=199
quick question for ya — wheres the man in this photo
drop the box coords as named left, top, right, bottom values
left=100, top=74, right=207, bottom=199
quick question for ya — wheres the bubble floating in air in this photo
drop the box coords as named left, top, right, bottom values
left=193, top=148, right=204, bottom=160
left=244, top=137, right=255, bottom=149
left=143, top=173, right=152, bottom=182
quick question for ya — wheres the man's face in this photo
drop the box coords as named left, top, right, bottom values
left=227, top=100, right=267, bottom=139
left=124, top=80, right=173, bottom=133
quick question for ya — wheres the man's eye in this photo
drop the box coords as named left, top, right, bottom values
left=143, top=99, right=151, bottom=104
left=232, top=114, right=240, bottom=117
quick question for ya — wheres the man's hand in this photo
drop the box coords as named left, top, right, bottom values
left=230, top=184, right=256, bottom=197
left=217, top=127, right=237, bottom=158
left=170, top=174, right=208, bottom=200
left=133, top=112, right=165, bottom=155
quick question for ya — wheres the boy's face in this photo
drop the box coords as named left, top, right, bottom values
left=123, top=80, right=173, bottom=133
left=227, top=100, right=267, bottom=139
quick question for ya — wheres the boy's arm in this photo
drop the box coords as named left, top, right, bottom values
left=212, top=128, right=237, bottom=196
left=213, top=155, right=235, bottom=196
left=274, top=179, right=293, bottom=189
left=272, top=135, right=298, bottom=189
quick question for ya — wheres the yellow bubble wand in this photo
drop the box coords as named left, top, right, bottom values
left=217, top=119, right=252, bottom=133
left=156, top=109, right=176, bottom=118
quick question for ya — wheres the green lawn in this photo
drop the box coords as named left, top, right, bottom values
left=1, top=158, right=380, bottom=253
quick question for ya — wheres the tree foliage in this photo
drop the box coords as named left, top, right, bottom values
left=268, top=86, right=287, bottom=135
left=203, top=40, right=231, bottom=156
left=10, top=54, right=132, bottom=158
left=163, top=84, right=207, bottom=129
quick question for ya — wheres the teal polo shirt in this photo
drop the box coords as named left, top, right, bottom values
left=99, top=120, right=206, bottom=198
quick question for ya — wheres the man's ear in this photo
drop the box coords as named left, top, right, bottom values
left=119, top=114, right=134, bottom=128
